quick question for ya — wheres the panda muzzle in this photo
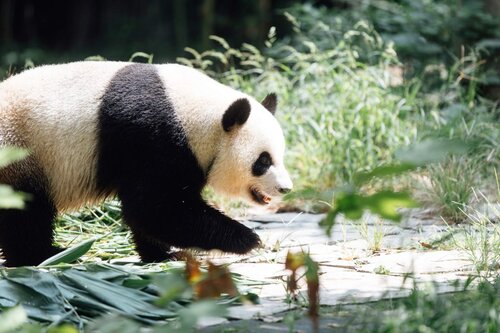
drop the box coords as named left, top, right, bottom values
left=250, top=187, right=272, bottom=205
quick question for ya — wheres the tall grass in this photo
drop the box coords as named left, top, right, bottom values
left=423, top=156, right=478, bottom=222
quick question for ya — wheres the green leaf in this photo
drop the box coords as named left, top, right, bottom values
left=47, top=324, right=79, bottom=333
left=0, top=147, right=29, bottom=169
left=128, top=52, right=154, bottom=64
left=178, top=300, right=227, bottom=328
left=335, top=192, right=364, bottom=220
left=154, top=273, right=190, bottom=307
left=395, top=139, right=468, bottom=166
left=354, top=163, right=416, bottom=185
left=85, top=315, right=141, bottom=333
left=0, top=306, right=28, bottom=333
left=0, top=269, right=68, bottom=322
left=320, top=209, right=339, bottom=237
left=0, top=264, right=183, bottom=325
left=60, top=269, right=175, bottom=319
left=365, top=191, right=418, bottom=222
left=0, top=185, right=30, bottom=209
left=38, top=238, right=96, bottom=266
left=123, top=278, right=152, bottom=289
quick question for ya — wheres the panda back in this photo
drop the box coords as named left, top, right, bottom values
left=0, top=62, right=128, bottom=210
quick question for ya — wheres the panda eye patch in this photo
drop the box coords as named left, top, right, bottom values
left=252, top=152, right=272, bottom=176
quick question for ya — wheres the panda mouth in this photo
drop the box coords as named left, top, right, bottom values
left=250, top=187, right=272, bottom=205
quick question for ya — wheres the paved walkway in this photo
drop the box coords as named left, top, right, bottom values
left=199, top=211, right=476, bottom=328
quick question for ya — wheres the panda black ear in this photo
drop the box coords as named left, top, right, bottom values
left=261, top=93, right=277, bottom=115
left=222, top=98, right=251, bottom=132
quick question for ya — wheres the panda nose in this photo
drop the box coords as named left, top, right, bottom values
left=278, top=187, right=292, bottom=194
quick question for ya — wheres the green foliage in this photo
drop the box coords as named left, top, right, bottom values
left=177, top=6, right=498, bottom=216
left=286, top=1, right=500, bottom=75
left=321, top=138, right=468, bottom=234
left=0, top=262, right=244, bottom=331
left=128, top=52, right=154, bottom=64
left=424, top=156, right=478, bottom=222
left=448, top=195, right=500, bottom=277
left=0, top=265, right=176, bottom=325
left=54, top=200, right=134, bottom=260
left=322, top=190, right=417, bottom=236
left=350, top=278, right=500, bottom=333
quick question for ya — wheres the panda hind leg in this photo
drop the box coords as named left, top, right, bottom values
left=0, top=186, right=63, bottom=267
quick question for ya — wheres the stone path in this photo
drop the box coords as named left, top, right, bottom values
left=198, top=211, right=476, bottom=329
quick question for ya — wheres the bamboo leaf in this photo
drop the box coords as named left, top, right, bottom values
left=38, top=238, right=96, bottom=266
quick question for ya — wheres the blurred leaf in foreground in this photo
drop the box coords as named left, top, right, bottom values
left=0, top=147, right=29, bottom=169
left=395, top=139, right=469, bottom=166
left=0, top=306, right=28, bottom=333
left=0, top=184, right=30, bottom=209
left=321, top=138, right=468, bottom=235
left=285, top=251, right=320, bottom=332
left=0, top=147, right=31, bottom=209
left=196, top=262, right=239, bottom=299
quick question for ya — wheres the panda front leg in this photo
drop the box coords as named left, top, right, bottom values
left=120, top=196, right=261, bottom=262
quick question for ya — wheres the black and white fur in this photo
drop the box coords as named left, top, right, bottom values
left=0, top=62, right=292, bottom=267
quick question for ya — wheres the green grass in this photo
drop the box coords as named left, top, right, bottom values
left=345, top=277, right=500, bottom=333
left=54, top=200, right=135, bottom=261
left=423, top=156, right=478, bottom=223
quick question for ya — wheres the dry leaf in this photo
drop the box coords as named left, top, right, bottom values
left=196, top=262, right=238, bottom=299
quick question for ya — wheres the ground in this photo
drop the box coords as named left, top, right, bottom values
left=161, top=209, right=492, bottom=331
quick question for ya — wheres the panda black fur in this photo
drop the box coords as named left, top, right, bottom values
left=0, top=62, right=293, bottom=267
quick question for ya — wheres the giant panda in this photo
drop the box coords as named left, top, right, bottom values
left=0, top=61, right=293, bottom=267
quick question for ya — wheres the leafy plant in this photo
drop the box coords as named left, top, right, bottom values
left=446, top=178, right=500, bottom=278
left=424, top=156, right=478, bottom=222
left=321, top=139, right=468, bottom=234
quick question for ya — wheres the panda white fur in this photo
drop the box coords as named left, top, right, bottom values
left=0, top=61, right=293, bottom=267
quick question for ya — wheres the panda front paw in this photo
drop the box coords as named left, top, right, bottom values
left=225, top=224, right=261, bottom=254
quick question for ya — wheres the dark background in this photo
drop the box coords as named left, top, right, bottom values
left=0, top=0, right=314, bottom=62
left=1, top=0, right=498, bottom=97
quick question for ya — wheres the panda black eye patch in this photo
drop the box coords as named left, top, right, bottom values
left=252, top=152, right=273, bottom=176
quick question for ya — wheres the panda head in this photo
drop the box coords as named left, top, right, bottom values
left=207, top=93, right=293, bottom=206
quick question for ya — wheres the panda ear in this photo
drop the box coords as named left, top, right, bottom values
left=222, top=98, right=251, bottom=132
left=261, top=93, right=277, bottom=115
